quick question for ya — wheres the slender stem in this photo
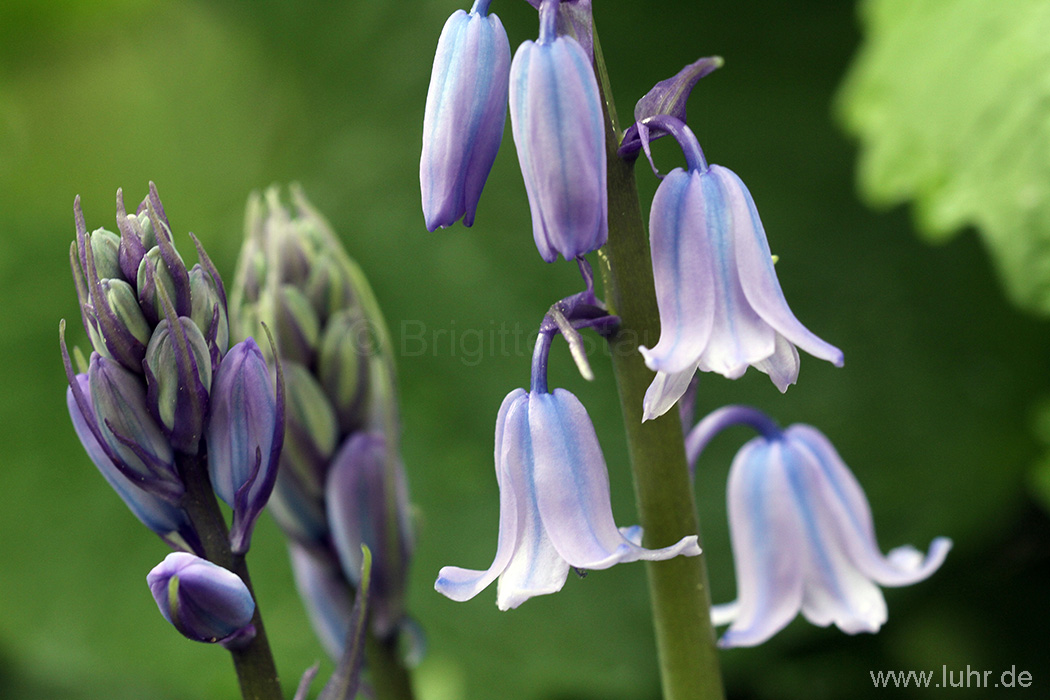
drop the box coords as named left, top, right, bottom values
left=592, top=25, right=726, bottom=700
left=176, top=453, right=283, bottom=700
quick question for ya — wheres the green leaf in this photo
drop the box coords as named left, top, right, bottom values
left=838, top=0, right=1050, bottom=313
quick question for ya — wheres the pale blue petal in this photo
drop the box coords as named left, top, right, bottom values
left=641, top=364, right=698, bottom=422
left=639, top=169, right=714, bottom=375
left=717, top=165, right=843, bottom=367
left=529, top=389, right=699, bottom=569
left=435, top=390, right=527, bottom=602
left=751, top=333, right=801, bottom=393
left=719, top=439, right=805, bottom=648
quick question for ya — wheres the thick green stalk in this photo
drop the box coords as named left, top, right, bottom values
left=591, top=27, right=726, bottom=700
left=176, top=453, right=283, bottom=700
left=364, top=630, right=416, bottom=700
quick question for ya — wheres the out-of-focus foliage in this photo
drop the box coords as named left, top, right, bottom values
left=0, top=1, right=1047, bottom=699
left=838, top=0, right=1050, bottom=313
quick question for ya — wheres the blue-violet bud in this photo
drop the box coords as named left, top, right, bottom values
left=509, top=4, right=607, bottom=262
left=206, top=338, right=283, bottom=554
left=421, top=2, right=511, bottom=231
left=143, top=317, right=212, bottom=455
left=326, top=432, right=413, bottom=638
left=147, top=552, right=255, bottom=644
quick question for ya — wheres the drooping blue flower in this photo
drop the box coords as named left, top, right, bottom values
left=695, top=414, right=951, bottom=648
left=206, top=337, right=284, bottom=554
left=147, top=552, right=256, bottom=645
left=421, top=1, right=511, bottom=231
left=637, top=116, right=843, bottom=420
left=435, top=387, right=700, bottom=610
left=509, top=0, right=607, bottom=262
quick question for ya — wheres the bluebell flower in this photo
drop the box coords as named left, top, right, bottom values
left=421, top=1, right=511, bottom=231
left=147, top=552, right=256, bottom=644
left=435, top=388, right=700, bottom=610
left=206, top=338, right=284, bottom=554
left=637, top=117, right=843, bottom=420
left=710, top=421, right=951, bottom=647
left=509, top=0, right=607, bottom=262
left=288, top=543, right=353, bottom=662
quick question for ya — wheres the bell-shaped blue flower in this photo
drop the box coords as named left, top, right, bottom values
left=710, top=420, right=951, bottom=648
left=637, top=117, right=843, bottom=420
left=509, top=0, right=607, bottom=262
left=206, top=338, right=284, bottom=554
left=66, top=374, right=200, bottom=553
left=326, top=432, right=413, bottom=638
left=421, top=1, right=511, bottom=231
left=436, top=388, right=700, bottom=610
left=147, top=552, right=255, bottom=644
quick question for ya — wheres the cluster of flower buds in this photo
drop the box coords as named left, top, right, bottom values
left=231, top=185, right=413, bottom=654
left=62, top=184, right=283, bottom=642
left=421, top=0, right=607, bottom=262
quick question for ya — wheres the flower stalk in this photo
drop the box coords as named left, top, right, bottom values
left=592, top=25, right=725, bottom=700
left=176, top=451, right=283, bottom=700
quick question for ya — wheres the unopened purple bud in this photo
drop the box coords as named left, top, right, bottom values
left=100, top=279, right=152, bottom=349
left=509, top=30, right=607, bottom=262
left=326, top=432, right=412, bottom=638
left=137, top=246, right=183, bottom=326
left=206, top=338, right=283, bottom=554
left=147, top=552, right=255, bottom=644
left=88, top=353, right=180, bottom=494
left=144, top=317, right=212, bottom=455
left=67, top=374, right=199, bottom=553
left=421, top=4, right=511, bottom=231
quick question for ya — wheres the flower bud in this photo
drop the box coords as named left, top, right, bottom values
left=274, top=284, right=321, bottom=367
left=136, top=246, right=183, bottom=326
left=282, top=362, right=339, bottom=490
left=67, top=373, right=199, bottom=552
left=89, top=228, right=124, bottom=282
left=288, top=544, right=353, bottom=662
left=421, top=4, right=511, bottom=231
left=101, top=279, right=152, bottom=349
left=189, top=264, right=230, bottom=361
left=317, top=309, right=369, bottom=433
left=509, top=24, right=606, bottom=262
left=147, top=553, right=255, bottom=644
left=206, top=338, right=282, bottom=554
left=327, top=432, right=412, bottom=638
left=88, top=353, right=180, bottom=496
left=144, top=317, right=212, bottom=454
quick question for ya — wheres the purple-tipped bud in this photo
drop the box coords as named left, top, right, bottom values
left=282, top=362, right=339, bottom=490
left=144, top=317, right=212, bottom=455
left=189, top=264, right=230, bottom=362
left=147, top=552, right=255, bottom=644
left=67, top=374, right=200, bottom=553
left=421, top=4, right=511, bottom=231
left=136, top=246, right=184, bottom=326
left=326, top=432, right=412, bottom=638
left=100, top=279, right=152, bottom=349
left=206, top=338, right=283, bottom=554
left=88, top=228, right=124, bottom=281
left=88, top=353, right=181, bottom=496
left=509, top=7, right=606, bottom=263
left=274, top=284, right=321, bottom=367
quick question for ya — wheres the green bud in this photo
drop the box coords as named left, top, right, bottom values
left=144, top=317, right=212, bottom=454
left=282, top=361, right=338, bottom=493
left=275, top=284, right=320, bottom=366
left=101, top=279, right=152, bottom=348
left=90, top=228, right=124, bottom=281
left=305, top=255, right=353, bottom=324
left=137, top=246, right=181, bottom=323
left=318, top=309, right=370, bottom=433
left=189, top=265, right=230, bottom=358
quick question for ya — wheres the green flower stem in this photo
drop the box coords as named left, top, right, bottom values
left=364, top=629, right=416, bottom=700
left=176, top=453, right=283, bottom=700
left=592, top=26, right=726, bottom=700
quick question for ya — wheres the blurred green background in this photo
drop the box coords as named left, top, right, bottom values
left=1, top=0, right=1047, bottom=698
